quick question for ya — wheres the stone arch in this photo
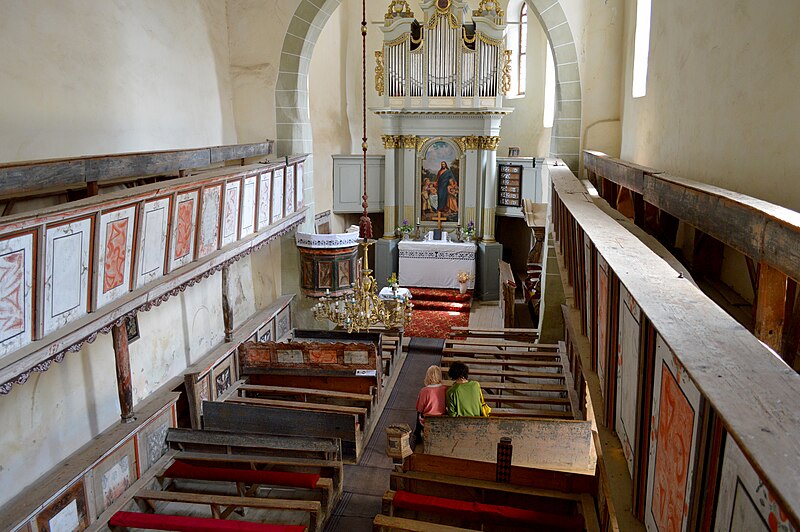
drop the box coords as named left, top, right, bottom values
left=525, top=0, right=582, bottom=170
left=275, top=0, right=583, bottom=195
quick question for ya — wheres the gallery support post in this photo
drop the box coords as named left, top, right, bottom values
left=111, top=321, right=135, bottom=423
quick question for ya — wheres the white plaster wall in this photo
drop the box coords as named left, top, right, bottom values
left=0, top=335, right=119, bottom=507
left=619, top=0, right=800, bottom=212
left=227, top=0, right=301, bottom=144
left=498, top=19, right=551, bottom=157
left=558, top=0, right=624, bottom=159
left=251, top=240, right=284, bottom=311
left=309, top=7, right=352, bottom=221
left=0, top=0, right=237, bottom=163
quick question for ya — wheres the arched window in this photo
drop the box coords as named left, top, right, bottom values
left=518, top=3, right=527, bottom=96
left=505, top=0, right=528, bottom=98
left=632, top=0, right=651, bottom=97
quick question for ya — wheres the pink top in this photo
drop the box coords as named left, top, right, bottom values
left=416, top=384, right=447, bottom=422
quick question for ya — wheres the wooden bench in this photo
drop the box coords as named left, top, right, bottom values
left=172, top=451, right=342, bottom=505
left=445, top=339, right=559, bottom=350
left=167, top=428, right=342, bottom=462
left=226, top=396, right=369, bottom=428
left=108, top=511, right=306, bottom=531
left=448, top=327, right=540, bottom=342
left=442, top=347, right=562, bottom=359
left=373, top=513, right=472, bottom=531
left=382, top=489, right=586, bottom=531
left=442, top=356, right=563, bottom=369
left=133, top=490, right=321, bottom=531
left=443, top=380, right=569, bottom=393
left=238, top=383, right=374, bottom=407
left=203, top=400, right=363, bottom=463
left=158, top=458, right=335, bottom=516
left=447, top=367, right=565, bottom=380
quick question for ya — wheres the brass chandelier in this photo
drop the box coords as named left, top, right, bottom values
left=314, top=0, right=412, bottom=333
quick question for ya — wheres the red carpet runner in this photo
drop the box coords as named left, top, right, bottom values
left=404, top=288, right=472, bottom=339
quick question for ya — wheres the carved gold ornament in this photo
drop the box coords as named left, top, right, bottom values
left=400, top=135, right=418, bottom=149
left=473, top=0, right=504, bottom=19
left=478, top=136, right=501, bottom=150
left=385, top=0, right=414, bottom=21
left=415, top=137, right=430, bottom=151
left=501, top=50, right=512, bottom=95
left=382, top=135, right=402, bottom=149
left=375, top=51, right=385, bottom=96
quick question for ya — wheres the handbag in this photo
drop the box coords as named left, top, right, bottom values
left=479, top=388, right=491, bottom=417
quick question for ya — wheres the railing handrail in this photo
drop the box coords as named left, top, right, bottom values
left=551, top=162, right=800, bottom=526
left=583, top=150, right=800, bottom=282
left=0, top=141, right=274, bottom=198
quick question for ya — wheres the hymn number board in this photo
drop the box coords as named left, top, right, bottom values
left=498, top=164, right=523, bottom=207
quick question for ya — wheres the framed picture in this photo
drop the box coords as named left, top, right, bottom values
left=258, top=319, right=275, bottom=343
left=240, top=175, right=257, bottom=238
left=212, top=355, right=236, bottom=398
left=90, top=439, right=138, bottom=515
left=419, top=138, right=462, bottom=225
left=0, top=231, right=36, bottom=358
left=221, top=180, right=242, bottom=246
left=170, top=190, right=199, bottom=270
left=125, top=315, right=140, bottom=343
left=615, top=284, right=641, bottom=475
left=36, top=481, right=89, bottom=532
left=135, top=407, right=174, bottom=475
left=44, top=217, right=93, bottom=335
left=271, top=167, right=285, bottom=224
left=197, top=185, right=222, bottom=258
left=276, top=306, right=291, bottom=340
left=257, top=170, right=272, bottom=230
left=95, top=206, right=137, bottom=309
left=135, top=197, right=170, bottom=288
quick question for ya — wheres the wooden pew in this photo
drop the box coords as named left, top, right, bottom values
left=448, top=327, right=540, bottom=342
left=167, top=427, right=342, bottom=462
left=442, top=356, right=562, bottom=369
left=445, top=338, right=559, bottom=350
left=442, top=347, right=562, bottom=359
left=203, top=400, right=363, bottom=463
left=373, top=513, right=473, bottom=531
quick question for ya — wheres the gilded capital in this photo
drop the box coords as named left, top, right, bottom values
left=479, top=136, right=501, bottom=151
left=382, top=135, right=402, bottom=149
left=463, top=135, right=481, bottom=150
left=400, top=135, right=418, bottom=150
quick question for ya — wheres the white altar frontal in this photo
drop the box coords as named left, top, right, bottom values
left=398, top=240, right=476, bottom=289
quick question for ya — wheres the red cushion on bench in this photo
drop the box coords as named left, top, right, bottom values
left=164, top=460, right=321, bottom=489
left=392, top=490, right=585, bottom=529
left=109, top=511, right=306, bottom=532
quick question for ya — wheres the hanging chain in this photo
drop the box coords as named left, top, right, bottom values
left=359, top=0, right=373, bottom=239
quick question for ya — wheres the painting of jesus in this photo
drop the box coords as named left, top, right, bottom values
left=420, top=140, right=460, bottom=223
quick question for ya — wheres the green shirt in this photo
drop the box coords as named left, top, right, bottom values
left=446, top=380, right=484, bottom=417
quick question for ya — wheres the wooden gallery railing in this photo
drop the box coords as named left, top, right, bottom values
left=0, top=147, right=308, bottom=406
left=584, top=150, right=800, bottom=367
left=550, top=163, right=800, bottom=530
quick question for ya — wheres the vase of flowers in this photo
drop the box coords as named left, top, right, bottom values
left=462, top=220, right=475, bottom=242
left=397, top=219, right=413, bottom=240
left=456, top=271, right=474, bottom=294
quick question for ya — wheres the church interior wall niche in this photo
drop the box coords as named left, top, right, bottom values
left=419, top=138, right=463, bottom=225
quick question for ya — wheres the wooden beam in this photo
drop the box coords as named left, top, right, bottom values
left=221, top=265, right=233, bottom=342
left=111, top=321, right=134, bottom=422
left=86, top=181, right=99, bottom=197
left=0, top=142, right=274, bottom=197
left=754, top=263, right=788, bottom=354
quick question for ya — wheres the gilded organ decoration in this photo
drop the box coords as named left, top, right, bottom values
left=378, top=0, right=507, bottom=104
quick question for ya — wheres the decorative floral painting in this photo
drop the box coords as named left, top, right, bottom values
left=420, top=139, right=460, bottom=224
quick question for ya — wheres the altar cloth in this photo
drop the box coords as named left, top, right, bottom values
left=398, top=240, right=476, bottom=289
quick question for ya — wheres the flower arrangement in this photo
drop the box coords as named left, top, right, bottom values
left=456, top=271, right=475, bottom=284
left=387, top=272, right=398, bottom=286
left=397, top=219, right=413, bottom=234
left=463, top=220, right=475, bottom=237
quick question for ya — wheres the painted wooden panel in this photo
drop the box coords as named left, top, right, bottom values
left=583, top=237, right=592, bottom=337
left=714, top=436, right=796, bottom=532
left=615, top=284, right=641, bottom=475
left=135, top=197, right=170, bottom=288
left=240, top=175, right=257, bottom=238
left=95, top=207, right=136, bottom=310
left=645, top=335, right=702, bottom=532
left=276, top=305, right=291, bottom=340
left=35, top=480, right=89, bottom=532
left=296, top=161, right=305, bottom=211
left=0, top=232, right=35, bottom=357
left=197, top=185, right=222, bottom=257
left=221, top=180, right=242, bottom=246
left=257, top=170, right=272, bottom=230
left=169, top=190, right=198, bottom=270
left=135, top=406, right=175, bottom=475
left=44, top=218, right=92, bottom=335
left=271, top=167, right=285, bottom=224
left=89, top=438, right=137, bottom=517
left=285, top=164, right=295, bottom=216
left=596, top=256, right=610, bottom=393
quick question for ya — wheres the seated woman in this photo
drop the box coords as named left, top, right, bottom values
left=414, top=365, right=447, bottom=442
left=445, top=361, right=489, bottom=417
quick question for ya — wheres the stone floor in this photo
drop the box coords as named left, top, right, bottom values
left=324, top=338, right=444, bottom=531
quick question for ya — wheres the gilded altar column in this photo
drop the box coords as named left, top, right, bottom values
left=480, top=136, right=501, bottom=242
left=401, top=135, right=418, bottom=225
left=382, top=135, right=400, bottom=238
left=458, top=136, right=480, bottom=229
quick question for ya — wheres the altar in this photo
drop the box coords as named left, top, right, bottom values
left=398, top=240, right=476, bottom=290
